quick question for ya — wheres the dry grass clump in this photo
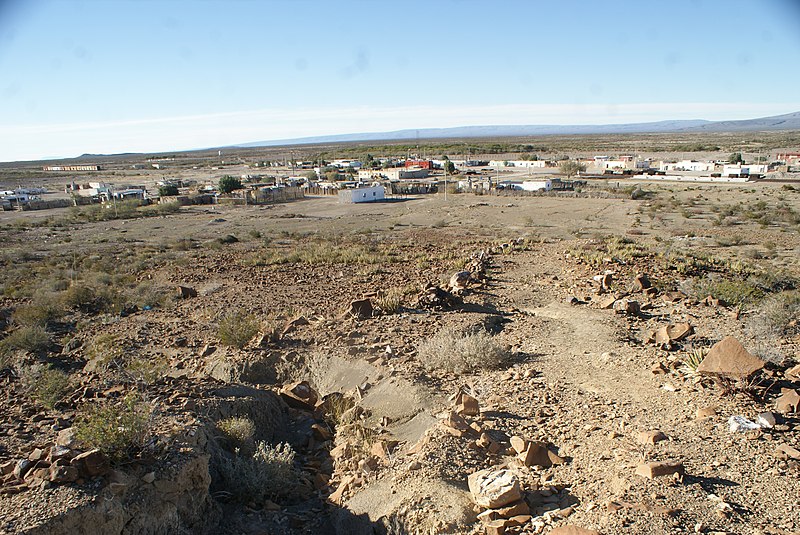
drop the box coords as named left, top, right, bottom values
left=85, top=333, right=126, bottom=371
left=75, top=393, right=151, bottom=462
left=217, top=310, right=260, bottom=349
left=747, top=290, right=800, bottom=364
left=375, top=288, right=403, bottom=315
left=12, top=297, right=64, bottom=327
left=417, top=327, right=510, bottom=374
left=215, top=441, right=298, bottom=504
left=217, top=416, right=256, bottom=448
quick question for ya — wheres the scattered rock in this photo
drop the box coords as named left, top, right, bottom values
left=550, top=526, right=601, bottom=535
left=346, top=298, right=374, bottom=320
left=416, top=284, right=463, bottom=310
left=176, top=285, right=198, bottom=299
left=468, top=469, right=522, bottom=509
left=613, top=299, right=640, bottom=316
left=456, top=392, right=480, bottom=416
left=637, top=430, right=668, bottom=445
left=449, top=271, right=472, bottom=293
left=696, top=406, right=718, bottom=420
left=653, top=323, right=694, bottom=345
left=70, top=449, right=110, bottom=478
left=775, top=388, right=799, bottom=414
left=696, top=337, right=765, bottom=380
left=142, top=472, right=156, bottom=484
left=775, top=443, right=800, bottom=460
left=728, top=415, right=761, bottom=433
left=631, top=273, right=651, bottom=292
left=279, top=381, right=319, bottom=411
left=785, top=364, right=800, bottom=381
left=634, top=461, right=684, bottom=479
left=756, top=412, right=777, bottom=428
left=48, top=464, right=79, bottom=484
left=200, top=344, right=217, bottom=358
left=55, top=427, right=79, bottom=448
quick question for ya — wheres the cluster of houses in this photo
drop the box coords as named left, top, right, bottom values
left=65, top=181, right=148, bottom=202
left=0, top=187, right=47, bottom=210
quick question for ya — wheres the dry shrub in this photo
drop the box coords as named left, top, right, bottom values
left=215, top=441, right=298, bottom=504
left=375, top=289, right=403, bottom=315
left=218, top=310, right=259, bottom=349
left=0, top=325, right=50, bottom=357
left=417, top=327, right=510, bottom=373
left=12, top=297, right=64, bottom=327
left=747, top=290, right=800, bottom=364
left=217, top=416, right=256, bottom=448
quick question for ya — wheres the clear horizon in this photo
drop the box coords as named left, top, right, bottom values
left=1, top=0, right=799, bottom=162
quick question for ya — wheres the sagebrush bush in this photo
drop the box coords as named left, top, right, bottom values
left=417, top=327, right=510, bottom=373
left=216, top=441, right=298, bottom=503
left=217, top=416, right=256, bottom=447
left=218, top=310, right=259, bottom=349
left=75, top=394, right=150, bottom=462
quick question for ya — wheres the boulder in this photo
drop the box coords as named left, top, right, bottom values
left=49, top=464, right=79, bottom=484
left=279, top=380, right=319, bottom=410
left=456, top=392, right=480, bottom=416
left=468, top=469, right=522, bottom=509
left=696, top=337, right=764, bottom=380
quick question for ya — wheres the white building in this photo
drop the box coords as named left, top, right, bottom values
left=488, top=160, right=546, bottom=168
left=383, top=168, right=428, bottom=180
left=520, top=180, right=552, bottom=191
left=338, top=186, right=385, bottom=204
left=723, top=164, right=768, bottom=176
left=660, top=160, right=714, bottom=172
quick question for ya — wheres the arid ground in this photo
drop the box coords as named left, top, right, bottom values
left=1, top=167, right=799, bottom=535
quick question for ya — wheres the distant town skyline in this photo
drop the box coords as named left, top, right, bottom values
left=1, top=0, right=799, bottom=162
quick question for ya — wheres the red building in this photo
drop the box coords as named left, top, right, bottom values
left=404, top=159, right=433, bottom=169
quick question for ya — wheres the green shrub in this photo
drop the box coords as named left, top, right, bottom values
left=216, top=441, right=298, bottom=504
left=417, top=327, right=510, bottom=373
left=218, top=175, right=243, bottom=194
left=696, top=279, right=764, bottom=308
left=59, top=283, right=101, bottom=312
left=158, top=184, right=179, bottom=196
left=218, top=310, right=259, bottom=349
left=27, top=366, right=72, bottom=409
left=75, top=394, right=150, bottom=462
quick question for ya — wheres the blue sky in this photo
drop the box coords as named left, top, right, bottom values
left=1, top=0, right=799, bottom=161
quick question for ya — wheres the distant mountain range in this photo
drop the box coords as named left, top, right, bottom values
left=232, top=111, right=800, bottom=148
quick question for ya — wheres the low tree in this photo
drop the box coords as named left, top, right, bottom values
left=303, top=170, right=318, bottom=181
left=559, top=160, right=586, bottom=178
left=443, top=157, right=456, bottom=174
left=728, top=152, right=744, bottom=164
left=218, top=175, right=242, bottom=194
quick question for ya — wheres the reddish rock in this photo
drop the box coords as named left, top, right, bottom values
left=785, top=364, right=800, bottom=381
left=775, top=388, right=800, bottom=414
left=518, top=441, right=552, bottom=468
left=637, top=430, right=668, bottom=445
left=654, top=323, right=694, bottom=345
left=495, top=500, right=530, bottom=518
left=49, top=464, right=79, bottom=484
left=485, top=520, right=507, bottom=535
left=509, top=436, right=528, bottom=455
left=70, top=449, right=110, bottom=478
left=631, top=273, right=651, bottom=292
left=456, top=393, right=480, bottom=416
left=696, top=337, right=764, bottom=380
left=635, top=461, right=684, bottom=479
